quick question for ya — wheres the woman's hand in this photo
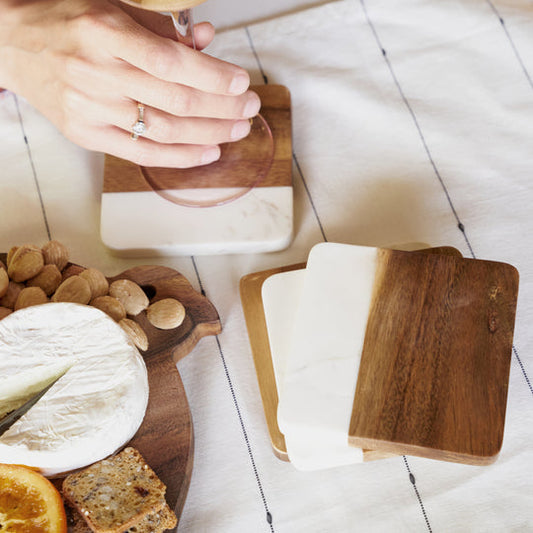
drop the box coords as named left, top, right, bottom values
left=0, top=0, right=260, bottom=167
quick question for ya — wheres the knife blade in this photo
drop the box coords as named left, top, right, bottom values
left=0, top=375, right=64, bottom=438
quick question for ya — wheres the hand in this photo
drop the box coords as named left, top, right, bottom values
left=0, top=0, right=260, bottom=168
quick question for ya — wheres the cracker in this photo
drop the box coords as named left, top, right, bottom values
left=63, top=447, right=171, bottom=533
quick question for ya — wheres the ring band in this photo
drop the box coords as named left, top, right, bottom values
left=131, top=103, right=146, bottom=140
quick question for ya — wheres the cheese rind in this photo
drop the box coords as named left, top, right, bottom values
left=0, top=303, right=149, bottom=476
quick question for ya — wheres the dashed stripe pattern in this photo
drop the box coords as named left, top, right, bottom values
left=403, top=457, right=433, bottom=533
left=186, top=28, right=277, bottom=532
left=486, top=0, right=533, bottom=90
left=13, top=94, right=51, bottom=241
left=214, top=334, right=275, bottom=532
left=359, top=0, right=532, bottom=527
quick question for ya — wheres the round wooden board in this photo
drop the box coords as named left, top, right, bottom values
left=0, top=256, right=222, bottom=529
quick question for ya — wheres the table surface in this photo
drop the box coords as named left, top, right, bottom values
left=1, top=0, right=533, bottom=531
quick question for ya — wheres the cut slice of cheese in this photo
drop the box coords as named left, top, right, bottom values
left=271, top=243, right=378, bottom=470
left=0, top=360, right=73, bottom=420
left=0, top=303, right=149, bottom=477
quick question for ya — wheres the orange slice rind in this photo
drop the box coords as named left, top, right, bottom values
left=0, top=463, right=66, bottom=533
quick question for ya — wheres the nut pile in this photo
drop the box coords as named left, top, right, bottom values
left=0, top=241, right=187, bottom=351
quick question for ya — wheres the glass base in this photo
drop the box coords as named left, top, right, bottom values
left=141, top=113, right=274, bottom=208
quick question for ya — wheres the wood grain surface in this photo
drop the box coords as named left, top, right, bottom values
left=240, top=262, right=305, bottom=461
left=240, top=246, right=462, bottom=463
left=348, top=249, right=519, bottom=465
left=0, top=255, right=222, bottom=528
left=103, top=85, right=292, bottom=193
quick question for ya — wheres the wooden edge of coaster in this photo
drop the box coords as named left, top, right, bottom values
left=240, top=263, right=305, bottom=462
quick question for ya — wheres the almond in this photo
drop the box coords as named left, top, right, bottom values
left=119, top=318, right=149, bottom=351
left=80, top=268, right=109, bottom=299
left=52, top=275, right=91, bottom=304
left=61, top=264, right=85, bottom=281
left=0, top=259, right=6, bottom=271
left=0, top=268, right=8, bottom=299
left=109, top=280, right=149, bottom=316
left=0, top=281, right=24, bottom=309
left=15, top=287, right=48, bottom=310
left=8, top=245, right=44, bottom=282
left=6, top=246, right=18, bottom=268
left=27, top=264, right=62, bottom=296
left=42, top=240, right=69, bottom=271
left=146, top=298, right=186, bottom=330
left=91, top=295, right=126, bottom=322
left=0, top=307, right=11, bottom=320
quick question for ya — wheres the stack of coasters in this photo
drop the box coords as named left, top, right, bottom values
left=241, top=243, right=519, bottom=470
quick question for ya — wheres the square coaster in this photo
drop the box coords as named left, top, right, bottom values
left=101, top=85, right=292, bottom=256
left=347, top=247, right=519, bottom=464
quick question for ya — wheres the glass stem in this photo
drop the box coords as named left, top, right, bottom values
left=170, top=9, right=196, bottom=50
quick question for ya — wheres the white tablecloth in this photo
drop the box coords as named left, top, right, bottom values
left=1, top=0, right=533, bottom=531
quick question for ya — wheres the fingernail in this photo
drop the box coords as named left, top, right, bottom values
left=231, top=120, right=251, bottom=140
left=201, top=146, right=221, bottom=165
left=244, top=93, right=261, bottom=118
left=229, top=72, right=249, bottom=95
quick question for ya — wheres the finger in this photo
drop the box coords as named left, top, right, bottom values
left=128, top=108, right=252, bottom=145
left=125, top=74, right=261, bottom=120
left=75, top=93, right=252, bottom=144
left=174, top=22, right=215, bottom=50
left=193, top=22, right=215, bottom=50
left=76, top=124, right=222, bottom=168
left=114, top=3, right=214, bottom=50
left=64, top=56, right=261, bottom=120
left=101, top=17, right=251, bottom=95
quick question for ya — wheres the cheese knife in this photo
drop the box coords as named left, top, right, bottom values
left=0, top=376, right=64, bottom=438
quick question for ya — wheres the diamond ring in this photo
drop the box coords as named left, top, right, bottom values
left=131, top=103, right=146, bottom=141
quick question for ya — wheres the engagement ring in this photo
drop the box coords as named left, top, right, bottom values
left=131, top=103, right=146, bottom=140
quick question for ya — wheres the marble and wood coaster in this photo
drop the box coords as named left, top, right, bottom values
left=346, top=247, right=519, bottom=464
left=101, top=85, right=293, bottom=256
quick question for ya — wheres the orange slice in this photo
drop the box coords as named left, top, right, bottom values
left=0, top=463, right=67, bottom=533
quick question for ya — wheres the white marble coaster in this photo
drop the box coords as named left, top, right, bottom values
left=100, top=187, right=293, bottom=256
left=262, top=257, right=368, bottom=470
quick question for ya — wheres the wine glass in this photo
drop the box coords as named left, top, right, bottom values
left=119, top=0, right=274, bottom=207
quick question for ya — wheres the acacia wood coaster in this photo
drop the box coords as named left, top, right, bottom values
left=347, top=249, right=519, bottom=465
left=240, top=246, right=464, bottom=463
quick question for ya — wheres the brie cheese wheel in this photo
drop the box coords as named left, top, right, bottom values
left=0, top=303, right=149, bottom=477
left=272, top=243, right=378, bottom=470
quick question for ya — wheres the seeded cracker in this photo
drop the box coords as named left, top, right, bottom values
left=67, top=503, right=177, bottom=533
left=63, top=447, right=175, bottom=533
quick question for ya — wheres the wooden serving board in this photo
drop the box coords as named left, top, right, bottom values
left=239, top=246, right=462, bottom=463
left=347, top=249, right=519, bottom=465
left=0, top=255, right=222, bottom=529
